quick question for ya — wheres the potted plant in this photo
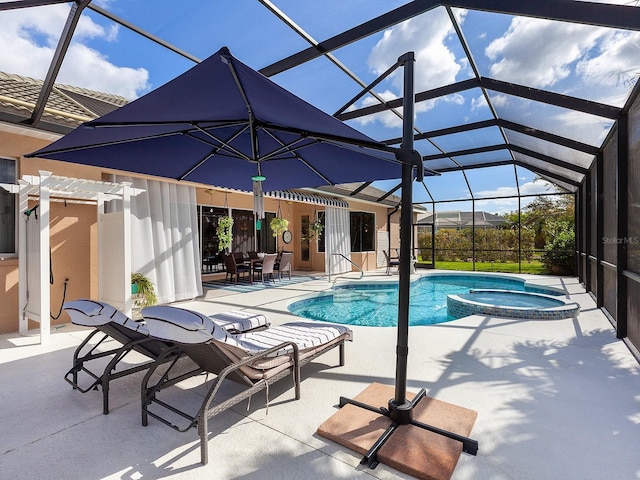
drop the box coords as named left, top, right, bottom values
left=309, top=219, right=324, bottom=241
left=131, top=272, right=158, bottom=307
left=216, top=215, right=234, bottom=252
left=270, top=216, right=289, bottom=238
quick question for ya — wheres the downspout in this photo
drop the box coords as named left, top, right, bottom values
left=387, top=205, right=400, bottom=257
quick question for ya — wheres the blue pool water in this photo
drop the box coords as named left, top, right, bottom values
left=288, top=274, right=561, bottom=327
left=464, top=291, right=563, bottom=308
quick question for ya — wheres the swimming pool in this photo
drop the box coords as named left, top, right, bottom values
left=287, top=273, right=565, bottom=327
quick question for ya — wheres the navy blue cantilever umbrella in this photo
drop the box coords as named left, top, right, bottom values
left=29, top=47, right=409, bottom=191
left=29, top=48, right=469, bottom=466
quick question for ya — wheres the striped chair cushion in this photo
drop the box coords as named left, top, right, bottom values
left=142, top=306, right=352, bottom=360
left=209, top=310, right=270, bottom=333
left=234, top=322, right=352, bottom=356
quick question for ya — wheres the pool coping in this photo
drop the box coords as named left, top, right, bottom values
left=332, top=270, right=567, bottom=295
left=447, top=288, right=581, bottom=321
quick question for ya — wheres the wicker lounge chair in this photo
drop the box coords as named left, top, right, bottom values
left=140, top=305, right=352, bottom=465
left=63, top=300, right=270, bottom=414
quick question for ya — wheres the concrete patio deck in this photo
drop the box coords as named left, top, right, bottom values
left=1, top=271, right=638, bottom=480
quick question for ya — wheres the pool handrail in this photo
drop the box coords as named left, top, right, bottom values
left=328, top=253, right=363, bottom=281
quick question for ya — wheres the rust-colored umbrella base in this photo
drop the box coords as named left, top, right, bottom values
left=317, top=382, right=478, bottom=480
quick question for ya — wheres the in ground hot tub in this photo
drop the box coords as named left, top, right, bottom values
left=447, top=289, right=580, bottom=320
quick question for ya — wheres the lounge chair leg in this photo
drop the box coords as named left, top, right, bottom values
left=102, top=379, right=110, bottom=415
left=199, top=415, right=209, bottom=465
left=294, top=365, right=301, bottom=400
left=339, top=342, right=345, bottom=367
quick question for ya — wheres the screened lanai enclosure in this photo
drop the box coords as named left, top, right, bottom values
left=1, top=2, right=640, bottom=350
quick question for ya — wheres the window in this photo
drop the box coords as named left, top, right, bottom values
left=257, top=211, right=276, bottom=253
left=318, top=211, right=326, bottom=253
left=0, top=158, right=16, bottom=254
left=198, top=207, right=277, bottom=273
left=300, top=214, right=310, bottom=261
left=318, top=210, right=375, bottom=253
left=197, top=206, right=227, bottom=273
left=350, top=211, right=375, bottom=252
left=232, top=209, right=255, bottom=253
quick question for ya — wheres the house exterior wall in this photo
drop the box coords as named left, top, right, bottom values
left=0, top=128, right=102, bottom=333
left=1, top=125, right=400, bottom=334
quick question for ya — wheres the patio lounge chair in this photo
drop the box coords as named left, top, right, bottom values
left=63, top=300, right=271, bottom=414
left=140, top=305, right=352, bottom=465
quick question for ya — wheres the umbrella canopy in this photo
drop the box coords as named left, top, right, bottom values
left=28, top=47, right=410, bottom=192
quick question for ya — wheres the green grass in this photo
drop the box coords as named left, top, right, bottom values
left=417, top=260, right=547, bottom=275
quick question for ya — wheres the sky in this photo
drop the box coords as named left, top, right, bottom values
left=1, top=0, right=638, bottom=214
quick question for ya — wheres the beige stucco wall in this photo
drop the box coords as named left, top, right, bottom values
left=287, top=197, right=394, bottom=273
left=0, top=257, right=19, bottom=334
left=0, top=128, right=101, bottom=333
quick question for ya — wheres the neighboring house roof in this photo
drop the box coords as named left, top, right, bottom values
left=0, top=71, right=127, bottom=133
left=418, top=210, right=506, bottom=228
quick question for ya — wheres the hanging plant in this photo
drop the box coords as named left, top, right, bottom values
left=216, top=215, right=234, bottom=252
left=270, top=217, right=289, bottom=238
left=309, top=220, right=324, bottom=240
left=131, top=272, right=158, bottom=307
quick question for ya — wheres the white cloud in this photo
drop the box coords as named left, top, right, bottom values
left=475, top=179, right=557, bottom=199
left=472, top=179, right=559, bottom=213
left=476, top=198, right=518, bottom=214
left=57, top=44, right=149, bottom=100
left=576, top=30, right=640, bottom=92
left=356, top=8, right=466, bottom=128
left=471, top=93, right=487, bottom=111
left=0, top=6, right=149, bottom=99
left=485, top=15, right=640, bottom=107
left=551, top=109, right=612, bottom=145
left=357, top=90, right=404, bottom=128
left=486, top=17, right=606, bottom=88
left=368, top=10, right=463, bottom=92
left=519, top=179, right=557, bottom=195
left=476, top=185, right=517, bottom=198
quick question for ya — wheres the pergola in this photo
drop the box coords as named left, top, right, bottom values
left=1, top=1, right=639, bottom=351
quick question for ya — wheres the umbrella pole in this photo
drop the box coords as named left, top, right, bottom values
left=389, top=51, right=415, bottom=414
left=337, top=52, right=478, bottom=469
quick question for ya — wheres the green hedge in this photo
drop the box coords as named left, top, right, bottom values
left=417, top=228, right=535, bottom=263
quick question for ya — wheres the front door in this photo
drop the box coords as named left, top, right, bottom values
left=298, top=213, right=312, bottom=269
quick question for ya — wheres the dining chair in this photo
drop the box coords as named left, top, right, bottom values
left=254, top=253, right=277, bottom=282
left=223, top=253, right=251, bottom=284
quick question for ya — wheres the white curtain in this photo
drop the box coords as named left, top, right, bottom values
left=111, top=175, right=202, bottom=304
left=324, top=205, right=351, bottom=275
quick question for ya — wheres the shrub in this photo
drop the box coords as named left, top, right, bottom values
left=541, top=221, right=575, bottom=275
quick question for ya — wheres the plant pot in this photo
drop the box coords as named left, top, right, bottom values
left=131, top=283, right=139, bottom=295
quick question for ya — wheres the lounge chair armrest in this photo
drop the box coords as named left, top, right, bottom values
left=200, top=340, right=301, bottom=415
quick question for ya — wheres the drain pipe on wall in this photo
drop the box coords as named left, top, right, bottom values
left=387, top=205, right=400, bottom=256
